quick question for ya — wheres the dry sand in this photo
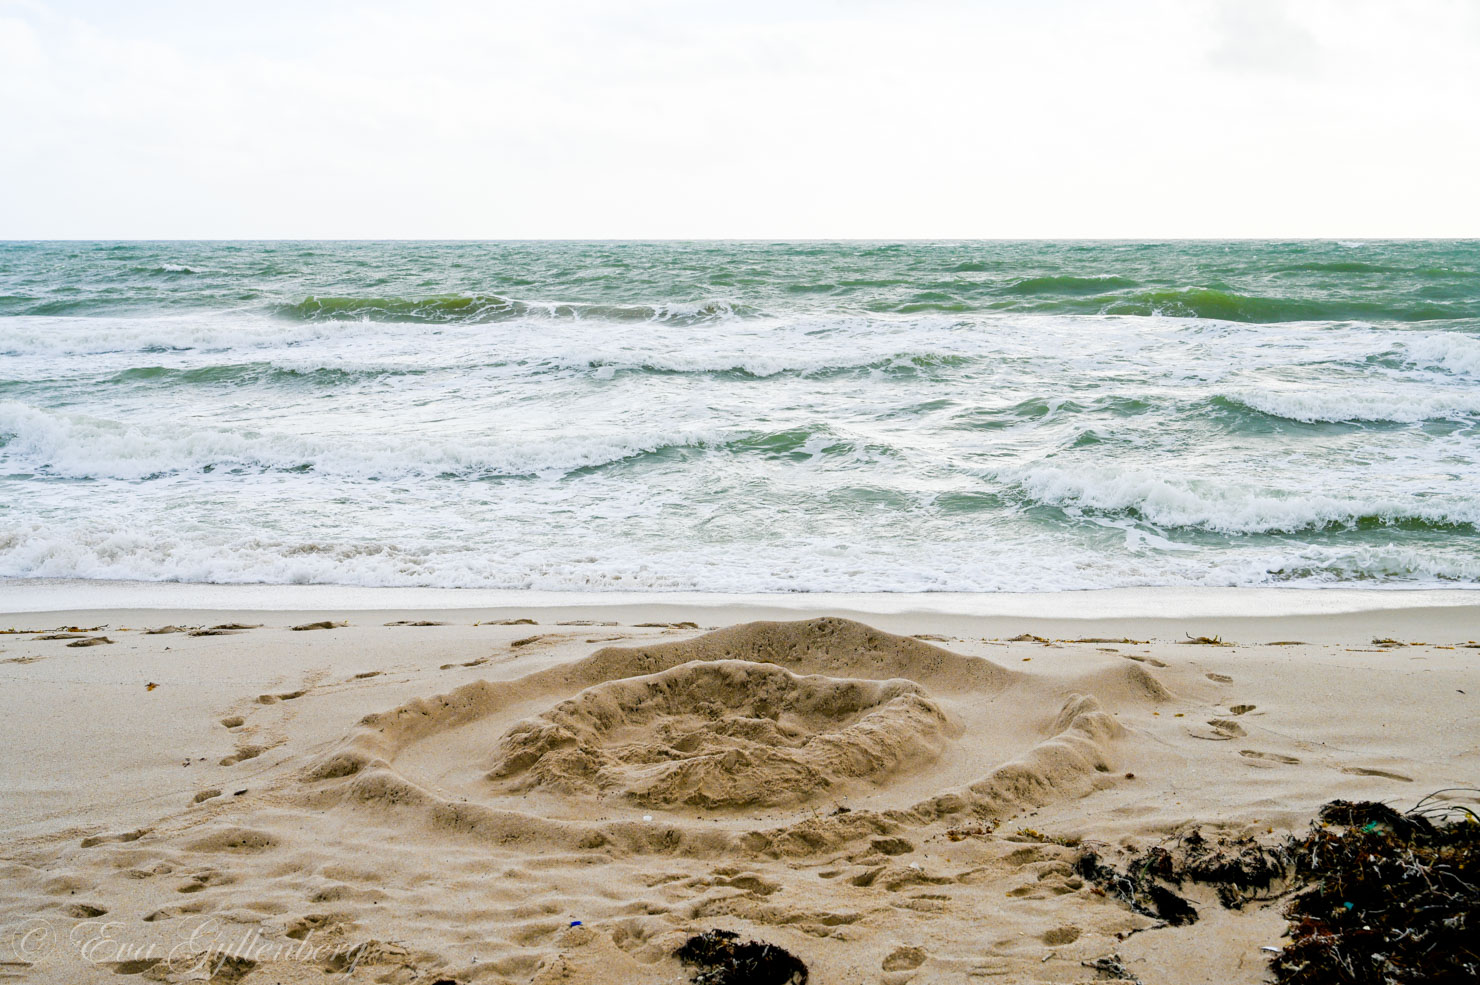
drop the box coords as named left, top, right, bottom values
left=0, top=595, right=1476, bottom=983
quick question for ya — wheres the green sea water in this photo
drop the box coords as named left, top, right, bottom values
left=1, top=240, right=1477, bottom=591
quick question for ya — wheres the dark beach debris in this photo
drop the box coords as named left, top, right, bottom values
left=1076, top=828, right=1296, bottom=925
left=1070, top=637, right=1150, bottom=645
left=1077, top=793, right=1480, bottom=984
left=1270, top=793, right=1480, bottom=985
left=210, top=623, right=262, bottom=631
left=291, top=620, right=347, bottom=631
left=1082, top=953, right=1142, bottom=982
left=675, top=929, right=807, bottom=985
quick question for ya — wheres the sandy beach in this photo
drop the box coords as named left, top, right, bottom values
left=0, top=587, right=1475, bottom=983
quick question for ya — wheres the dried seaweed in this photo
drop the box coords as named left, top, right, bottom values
left=1082, top=953, right=1143, bottom=982
left=676, top=930, right=808, bottom=985
left=1075, top=794, right=1480, bottom=982
left=1270, top=796, right=1480, bottom=984
left=1074, top=848, right=1199, bottom=926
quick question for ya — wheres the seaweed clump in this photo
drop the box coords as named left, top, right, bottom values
left=1271, top=796, right=1479, bottom=984
left=1072, top=794, right=1479, bottom=983
left=675, top=929, right=808, bottom=985
left=1074, top=829, right=1292, bottom=926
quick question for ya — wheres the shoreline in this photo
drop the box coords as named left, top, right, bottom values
left=6, top=580, right=1478, bottom=647
left=6, top=576, right=1478, bottom=616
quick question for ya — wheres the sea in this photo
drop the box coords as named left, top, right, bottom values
left=1, top=240, right=1477, bottom=594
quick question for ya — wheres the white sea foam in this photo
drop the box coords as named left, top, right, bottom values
left=1395, top=332, right=1480, bottom=377
left=3, top=520, right=1478, bottom=591
left=1221, top=386, right=1480, bottom=423
left=3, top=285, right=1478, bottom=591
left=0, top=401, right=730, bottom=480
left=998, top=464, right=1480, bottom=534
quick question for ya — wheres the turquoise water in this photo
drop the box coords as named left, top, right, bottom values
left=1, top=240, right=1477, bottom=591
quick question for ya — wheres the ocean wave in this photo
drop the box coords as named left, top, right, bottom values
left=949, top=395, right=1155, bottom=430
left=3, top=521, right=1477, bottom=591
left=1275, top=261, right=1405, bottom=274
left=130, top=263, right=201, bottom=275
left=1099, top=286, right=1464, bottom=323
left=0, top=402, right=879, bottom=481
left=576, top=350, right=973, bottom=380
left=279, top=294, right=757, bottom=325
left=0, top=313, right=391, bottom=358
left=1002, top=274, right=1140, bottom=295
left=1392, top=333, right=1480, bottom=377
left=1216, top=388, right=1480, bottom=424
left=999, top=464, right=1480, bottom=534
left=0, top=401, right=730, bottom=481
left=103, top=362, right=374, bottom=387
left=69, top=350, right=979, bottom=387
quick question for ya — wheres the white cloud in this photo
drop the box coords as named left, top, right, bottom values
left=1208, top=0, right=1322, bottom=77
left=0, top=0, right=1476, bottom=237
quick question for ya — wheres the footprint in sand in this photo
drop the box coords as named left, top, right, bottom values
left=1186, top=719, right=1246, bottom=741
left=80, top=828, right=148, bottom=849
left=1122, top=654, right=1169, bottom=668
left=871, top=837, right=916, bottom=856
left=1239, top=750, right=1300, bottom=765
left=219, top=745, right=263, bottom=767
left=220, top=716, right=245, bottom=728
left=1341, top=767, right=1414, bottom=782
left=107, top=959, right=161, bottom=975
left=1205, top=673, right=1233, bottom=684
left=63, top=903, right=108, bottom=918
left=1228, top=704, right=1256, bottom=715
left=882, top=945, right=928, bottom=971
left=1041, top=925, right=1081, bottom=946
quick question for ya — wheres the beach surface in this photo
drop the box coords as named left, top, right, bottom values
left=1, top=587, right=1476, bottom=983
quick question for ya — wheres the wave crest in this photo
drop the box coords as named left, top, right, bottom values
left=280, top=295, right=755, bottom=325
left=1216, top=389, right=1480, bottom=424
left=1000, top=464, right=1479, bottom=535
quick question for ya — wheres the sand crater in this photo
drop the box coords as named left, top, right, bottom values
left=485, top=659, right=955, bottom=809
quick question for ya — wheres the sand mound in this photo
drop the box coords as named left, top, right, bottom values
left=296, top=619, right=1142, bottom=848
left=487, top=659, right=955, bottom=808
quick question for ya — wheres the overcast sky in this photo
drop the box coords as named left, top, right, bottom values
left=2, top=0, right=1477, bottom=238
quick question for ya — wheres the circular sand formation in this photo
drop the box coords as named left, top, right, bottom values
left=485, top=659, right=955, bottom=809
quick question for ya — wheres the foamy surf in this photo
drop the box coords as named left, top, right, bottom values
left=1, top=240, right=1477, bottom=591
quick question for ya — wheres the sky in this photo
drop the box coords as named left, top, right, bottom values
left=1, top=0, right=1477, bottom=239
